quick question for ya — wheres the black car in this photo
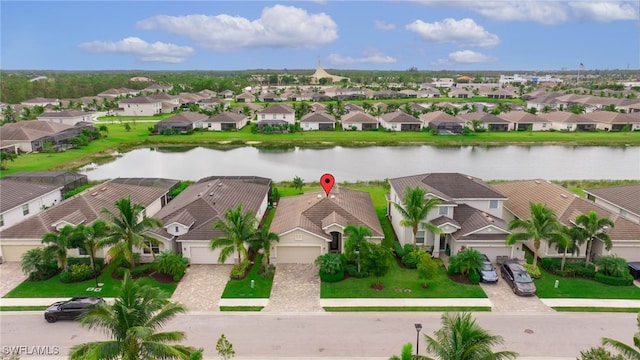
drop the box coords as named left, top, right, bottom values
left=478, top=254, right=499, bottom=283
left=44, top=296, right=105, bottom=323
left=500, top=261, right=536, bottom=296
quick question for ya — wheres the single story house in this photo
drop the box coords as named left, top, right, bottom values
left=379, top=112, right=422, bottom=132
left=388, top=173, right=519, bottom=261
left=420, top=111, right=465, bottom=134
left=154, top=112, right=208, bottom=133
left=270, top=187, right=384, bottom=264
left=585, top=185, right=640, bottom=225
left=498, top=111, right=552, bottom=131
left=341, top=112, right=378, bottom=131
left=204, top=112, right=248, bottom=131
left=457, top=112, right=511, bottom=132
left=581, top=111, right=640, bottom=131
left=3, top=171, right=87, bottom=195
left=299, top=112, right=335, bottom=131
left=235, top=92, right=256, bottom=103
left=0, top=121, right=95, bottom=153
left=148, top=176, right=271, bottom=264
left=492, top=180, right=640, bottom=262
left=537, top=112, right=598, bottom=131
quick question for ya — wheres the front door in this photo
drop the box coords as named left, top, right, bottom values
left=439, top=234, right=447, bottom=251
left=330, top=232, right=341, bottom=253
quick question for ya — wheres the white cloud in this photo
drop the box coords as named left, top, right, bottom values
left=406, top=18, right=499, bottom=47
left=374, top=20, right=396, bottom=31
left=569, top=1, right=639, bottom=22
left=327, top=49, right=397, bottom=65
left=136, top=5, right=338, bottom=52
left=432, top=50, right=497, bottom=65
left=78, top=37, right=194, bottom=63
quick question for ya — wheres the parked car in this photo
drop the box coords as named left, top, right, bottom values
left=478, top=254, right=499, bottom=283
left=44, top=296, right=105, bottom=323
left=500, top=261, right=536, bottom=296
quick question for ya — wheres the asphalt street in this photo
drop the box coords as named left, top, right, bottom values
left=0, top=311, right=637, bottom=359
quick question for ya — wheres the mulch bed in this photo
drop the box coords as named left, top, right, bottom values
left=448, top=273, right=473, bottom=285
left=110, top=269, right=179, bottom=284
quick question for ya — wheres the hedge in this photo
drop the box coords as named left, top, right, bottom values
left=319, top=269, right=345, bottom=283
left=594, top=272, right=634, bottom=286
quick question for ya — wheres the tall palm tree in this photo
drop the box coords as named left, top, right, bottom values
left=42, top=224, right=76, bottom=270
left=602, top=314, right=640, bottom=360
left=552, top=225, right=584, bottom=271
left=210, top=204, right=257, bottom=264
left=423, top=312, right=518, bottom=360
left=343, top=224, right=372, bottom=273
left=247, top=226, right=280, bottom=266
left=574, top=210, right=615, bottom=265
left=69, top=271, right=197, bottom=360
left=506, top=202, right=565, bottom=269
left=392, top=186, right=442, bottom=249
left=100, top=197, right=163, bottom=269
left=73, top=220, right=109, bottom=272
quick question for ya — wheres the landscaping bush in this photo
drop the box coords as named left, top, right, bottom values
left=522, top=263, right=542, bottom=279
left=594, top=271, right=634, bottom=286
left=345, top=263, right=368, bottom=278
left=258, top=263, right=275, bottom=280
left=401, top=249, right=427, bottom=269
left=392, top=241, right=405, bottom=258
left=595, top=255, right=629, bottom=278
left=67, top=257, right=104, bottom=271
left=60, top=263, right=96, bottom=283
left=319, top=269, right=345, bottom=283
left=28, top=263, right=59, bottom=281
left=21, top=247, right=59, bottom=281
left=114, top=263, right=154, bottom=279
left=153, top=250, right=188, bottom=281
left=540, top=257, right=595, bottom=279
left=468, top=269, right=481, bottom=284
left=230, top=260, right=250, bottom=280
left=314, top=253, right=345, bottom=276
left=402, top=244, right=415, bottom=255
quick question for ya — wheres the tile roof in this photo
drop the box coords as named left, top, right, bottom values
left=497, top=111, right=549, bottom=123
left=270, top=187, right=384, bottom=240
left=39, top=110, right=92, bottom=118
left=537, top=112, right=597, bottom=124
left=457, top=111, right=510, bottom=124
left=389, top=173, right=507, bottom=201
left=300, top=112, right=335, bottom=123
left=380, top=112, right=421, bottom=123
left=341, top=112, right=378, bottom=124
left=0, top=179, right=175, bottom=240
left=149, top=177, right=271, bottom=242
left=585, top=184, right=640, bottom=217
left=451, top=203, right=509, bottom=240
left=0, top=180, right=62, bottom=212
left=491, top=180, right=640, bottom=240
left=257, top=103, right=294, bottom=115
left=582, top=111, right=640, bottom=124
left=159, top=111, right=208, bottom=124
left=206, top=112, right=247, bottom=123
left=118, top=96, right=161, bottom=104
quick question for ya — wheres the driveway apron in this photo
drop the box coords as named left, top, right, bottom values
left=480, top=279, right=554, bottom=312
left=170, top=265, right=232, bottom=312
left=263, top=264, right=323, bottom=312
left=0, top=262, right=27, bottom=297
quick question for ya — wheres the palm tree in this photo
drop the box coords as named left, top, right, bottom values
left=210, top=204, right=257, bottom=264
left=99, top=197, right=163, bottom=269
left=247, top=226, right=280, bottom=266
left=422, top=312, right=518, bottom=360
left=574, top=210, right=615, bottom=265
left=506, top=202, right=565, bottom=269
left=389, top=343, right=413, bottom=360
left=343, top=224, right=372, bottom=273
left=602, top=313, right=640, bottom=360
left=392, top=186, right=442, bottom=249
left=42, top=225, right=76, bottom=270
left=69, top=271, right=197, bottom=360
left=552, top=225, right=583, bottom=271
left=468, top=119, right=485, bottom=133
left=73, top=220, right=109, bottom=272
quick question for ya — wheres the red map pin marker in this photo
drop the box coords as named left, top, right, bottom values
left=320, top=173, right=335, bottom=197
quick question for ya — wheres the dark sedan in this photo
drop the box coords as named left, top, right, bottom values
left=44, top=296, right=105, bottom=323
left=501, top=261, right=536, bottom=296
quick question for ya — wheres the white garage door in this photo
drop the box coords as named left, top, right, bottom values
left=1, top=245, right=39, bottom=262
left=466, top=246, right=510, bottom=263
left=276, top=246, right=321, bottom=264
left=188, top=246, right=235, bottom=264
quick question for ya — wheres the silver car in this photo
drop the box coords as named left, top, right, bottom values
left=478, top=254, right=499, bottom=283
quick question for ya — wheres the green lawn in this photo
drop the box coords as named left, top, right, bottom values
left=534, top=268, right=640, bottom=299
left=321, top=260, right=486, bottom=299
left=221, top=254, right=273, bottom=299
left=4, top=262, right=177, bottom=298
left=552, top=307, right=640, bottom=313
left=324, top=306, right=491, bottom=312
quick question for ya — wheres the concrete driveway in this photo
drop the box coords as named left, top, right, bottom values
left=0, top=262, right=27, bottom=297
left=170, top=265, right=232, bottom=312
left=262, top=264, right=323, bottom=312
left=480, top=278, right=553, bottom=312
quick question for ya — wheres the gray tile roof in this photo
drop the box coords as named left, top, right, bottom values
left=389, top=173, right=507, bottom=201
left=380, top=112, right=421, bottom=123
left=582, top=111, right=640, bottom=124
left=497, top=111, right=549, bottom=123
left=39, top=110, right=92, bottom=118
left=457, top=112, right=510, bottom=124
left=451, top=203, right=509, bottom=240
left=300, top=112, right=335, bottom=123
left=257, top=103, right=294, bottom=115
left=270, top=187, right=384, bottom=240
left=0, top=180, right=62, bottom=212
left=206, top=112, right=247, bottom=123
left=585, top=184, right=640, bottom=217
left=537, top=112, right=597, bottom=124
left=118, top=96, right=161, bottom=104
left=0, top=121, right=74, bottom=142
left=341, top=112, right=378, bottom=124
left=158, top=111, right=208, bottom=124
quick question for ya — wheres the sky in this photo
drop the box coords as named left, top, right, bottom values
left=1, top=0, right=639, bottom=72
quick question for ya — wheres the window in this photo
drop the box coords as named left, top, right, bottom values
left=489, top=200, right=499, bottom=209
left=22, top=204, right=29, bottom=216
left=0, top=215, right=3, bottom=226
left=175, top=226, right=179, bottom=233
left=438, top=206, right=448, bottom=216
left=143, top=240, right=160, bottom=255
left=78, top=247, right=88, bottom=256
left=416, top=231, right=425, bottom=244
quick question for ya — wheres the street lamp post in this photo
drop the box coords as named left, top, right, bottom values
left=415, top=323, right=422, bottom=356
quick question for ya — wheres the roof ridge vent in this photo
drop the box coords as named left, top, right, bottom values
left=560, top=193, right=568, bottom=198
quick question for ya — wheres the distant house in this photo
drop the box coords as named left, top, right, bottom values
left=142, top=83, right=172, bottom=94
left=457, top=112, right=511, bottom=132
left=0, top=178, right=179, bottom=262
left=257, top=104, right=295, bottom=127
left=448, top=88, right=471, bottom=99
left=154, top=112, right=208, bottom=133
left=581, top=111, right=640, bottom=131
left=38, top=110, right=94, bottom=126
left=270, top=188, right=383, bottom=264
left=0, top=121, right=95, bottom=153
left=98, top=88, right=139, bottom=98
left=585, top=184, right=640, bottom=225
left=343, top=103, right=364, bottom=113
left=299, top=112, right=335, bottom=131
left=258, top=93, right=280, bottom=102
left=117, top=97, right=162, bottom=116
left=148, top=176, right=271, bottom=264
left=537, top=112, right=598, bottom=131
left=420, top=111, right=465, bottom=134
left=341, top=112, right=378, bottom=131
left=21, top=98, right=58, bottom=107
left=3, top=171, right=87, bottom=195
left=219, top=90, right=235, bottom=99
left=498, top=111, right=551, bottom=131
left=204, top=112, right=248, bottom=131
left=0, top=179, right=63, bottom=234
left=235, top=92, right=256, bottom=103
left=488, top=89, right=516, bottom=99
left=379, top=112, right=422, bottom=132
left=149, top=93, right=180, bottom=113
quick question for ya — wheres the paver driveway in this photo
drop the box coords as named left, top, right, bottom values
left=263, top=264, right=323, bottom=312
left=480, top=278, right=554, bottom=312
left=170, top=264, right=232, bottom=312
left=0, top=262, right=26, bottom=297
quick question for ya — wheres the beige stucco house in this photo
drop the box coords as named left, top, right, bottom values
left=38, top=110, right=95, bottom=126
left=117, top=97, right=162, bottom=116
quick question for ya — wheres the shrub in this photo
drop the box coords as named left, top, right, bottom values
left=402, top=249, right=426, bottom=269
left=153, top=251, right=188, bottom=281
left=114, top=263, right=154, bottom=279
left=60, top=263, right=95, bottom=283
left=522, top=263, right=542, bottom=279
left=468, top=269, right=480, bottom=284
left=230, top=260, right=250, bottom=280
left=392, top=241, right=405, bottom=258
left=67, top=257, right=104, bottom=270
left=345, top=263, right=368, bottom=278
left=595, top=255, right=628, bottom=278
left=417, top=253, right=439, bottom=287
left=594, top=271, right=634, bottom=286
left=21, top=247, right=58, bottom=281
left=448, top=248, right=484, bottom=276
left=319, top=269, right=345, bottom=282
left=258, top=264, right=275, bottom=280
left=402, top=244, right=415, bottom=255
left=314, top=253, right=345, bottom=276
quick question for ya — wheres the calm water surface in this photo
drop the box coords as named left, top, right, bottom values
left=80, top=145, right=640, bottom=182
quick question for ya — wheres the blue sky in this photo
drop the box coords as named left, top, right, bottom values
left=1, top=1, right=639, bottom=71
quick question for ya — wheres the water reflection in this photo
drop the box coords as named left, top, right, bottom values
left=80, top=145, right=640, bottom=182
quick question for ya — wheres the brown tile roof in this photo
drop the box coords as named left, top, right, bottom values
left=270, top=187, right=384, bottom=240
left=491, top=180, right=640, bottom=240
left=300, top=112, right=335, bottom=123
left=582, top=111, right=640, bottom=124
left=118, top=96, right=161, bottom=104
left=159, top=111, right=208, bottom=124
left=39, top=110, right=92, bottom=118
left=585, top=184, right=640, bottom=217
left=257, top=103, right=294, bottom=115
left=452, top=203, right=509, bottom=240
left=389, top=173, right=506, bottom=201
left=0, top=121, right=74, bottom=142
left=0, top=180, right=62, bottom=212
left=150, top=177, right=271, bottom=242
left=380, top=112, right=421, bottom=123
left=537, top=112, right=597, bottom=124
left=206, top=112, right=247, bottom=123
left=341, top=112, right=378, bottom=124
left=457, top=111, right=510, bottom=124
left=497, top=111, right=549, bottom=123
left=0, top=179, right=175, bottom=240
